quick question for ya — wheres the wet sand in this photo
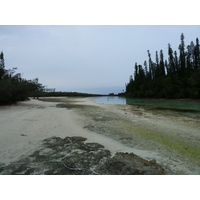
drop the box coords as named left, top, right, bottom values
left=0, top=97, right=200, bottom=174
left=0, top=98, right=133, bottom=165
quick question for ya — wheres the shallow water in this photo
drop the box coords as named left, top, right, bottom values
left=93, top=96, right=127, bottom=105
left=93, top=96, right=200, bottom=118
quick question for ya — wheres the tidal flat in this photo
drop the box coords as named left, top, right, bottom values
left=0, top=97, right=199, bottom=174
left=53, top=97, right=200, bottom=174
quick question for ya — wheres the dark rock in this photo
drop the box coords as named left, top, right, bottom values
left=100, top=152, right=165, bottom=175
left=0, top=136, right=167, bottom=175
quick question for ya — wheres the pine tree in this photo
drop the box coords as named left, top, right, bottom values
left=160, top=50, right=165, bottom=76
left=0, top=52, right=5, bottom=78
left=178, top=33, right=186, bottom=73
left=155, top=51, right=160, bottom=78
left=134, top=62, right=138, bottom=80
left=186, top=44, right=192, bottom=70
left=189, top=41, right=195, bottom=69
left=194, top=38, right=200, bottom=70
left=168, top=43, right=175, bottom=74
left=147, top=50, right=152, bottom=79
left=126, top=34, right=200, bottom=99
left=174, top=51, right=179, bottom=71
left=144, top=60, right=148, bottom=77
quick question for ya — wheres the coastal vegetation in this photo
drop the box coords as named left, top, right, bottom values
left=0, top=52, right=44, bottom=104
left=1, top=33, right=200, bottom=105
left=0, top=52, right=102, bottom=105
left=126, top=33, right=200, bottom=99
left=40, top=91, right=103, bottom=97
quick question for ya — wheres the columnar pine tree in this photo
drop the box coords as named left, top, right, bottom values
left=126, top=33, right=200, bottom=98
left=155, top=51, right=160, bottom=79
left=168, top=43, right=175, bottom=74
left=178, top=33, right=186, bottom=73
left=0, top=52, right=5, bottom=78
left=159, top=50, right=165, bottom=76
left=144, top=60, right=148, bottom=76
left=147, top=50, right=152, bottom=79
left=194, top=38, right=200, bottom=70
left=174, top=51, right=179, bottom=71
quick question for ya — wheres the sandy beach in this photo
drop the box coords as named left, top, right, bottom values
left=0, top=98, right=130, bottom=164
left=0, top=97, right=200, bottom=174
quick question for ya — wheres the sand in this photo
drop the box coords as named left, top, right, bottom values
left=0, top=98, right=145, bottom=165
left=0, top=97, right=200, bottom=174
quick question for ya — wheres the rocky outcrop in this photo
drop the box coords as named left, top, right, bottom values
left=0, top=136, right=166, bottom=175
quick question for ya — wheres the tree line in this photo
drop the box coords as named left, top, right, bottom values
left=41, top=91, right=103, bottom=97
left=126, top=33, right=200, bottom=99
left=0, top=52, right=44, bottom=104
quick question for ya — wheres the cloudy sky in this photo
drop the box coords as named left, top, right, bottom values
left=0, top=25, right=199, bottom=94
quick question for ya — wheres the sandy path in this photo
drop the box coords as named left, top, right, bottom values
left=0, top=98, right=146, bottom=165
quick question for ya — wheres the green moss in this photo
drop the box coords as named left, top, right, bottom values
left=115, top=122, right=200, bottom=164
left=159, top=136, right=200, bottom=163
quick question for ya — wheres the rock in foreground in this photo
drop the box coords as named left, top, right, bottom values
left=0, top=136, right=166, bottom=175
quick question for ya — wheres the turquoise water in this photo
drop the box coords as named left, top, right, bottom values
left=93, top=96, right=200, bottom=118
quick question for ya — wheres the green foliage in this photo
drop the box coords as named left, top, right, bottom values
left=40, top=91, right=103, bottom=97
left=126, top=34, right=200, bottom=99
left=0, top=52, right=44, bottom=104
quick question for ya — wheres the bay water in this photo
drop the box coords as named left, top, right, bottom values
left=93, top=96, right=200, bottom=118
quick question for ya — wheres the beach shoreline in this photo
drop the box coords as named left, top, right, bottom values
left=0, top=97, right=200, bottom=174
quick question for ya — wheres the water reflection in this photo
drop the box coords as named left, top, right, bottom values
left=93, top=96, right=200, bottom=116
left=126, top=98, right=200, bottom=112
left=93, top=96, right=126, bottom=105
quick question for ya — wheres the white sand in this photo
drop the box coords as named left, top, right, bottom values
left=1, top=97, right=200, bottom=174
left=0, top=98, right=152, bottom=165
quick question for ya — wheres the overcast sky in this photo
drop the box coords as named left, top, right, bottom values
left=0, top=25, right=199, bottom=94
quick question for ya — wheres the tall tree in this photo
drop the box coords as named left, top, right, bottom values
left=189, top=41, right=195, bottom=69
left=178, top=33, right=186, bottom=73
left=0, top=52, right=5, bottom=78
left=186, top=44, right=192, bottom=70
left=147, top=50, right=152, bottom=79
left=168, top=43, right=175, bottom=74
left=155, top=51, right=160, bottom=78
left=194, top=38, right=200, bottom=70
left=174, top=51, right=179, bottom=72
left=126, top=34, right=200, bottom=99
left=160, top=49, right=165, bottom=76
left=134, top=62, right=138, bottom=80
left=144, top=60, right=148, bottom=76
